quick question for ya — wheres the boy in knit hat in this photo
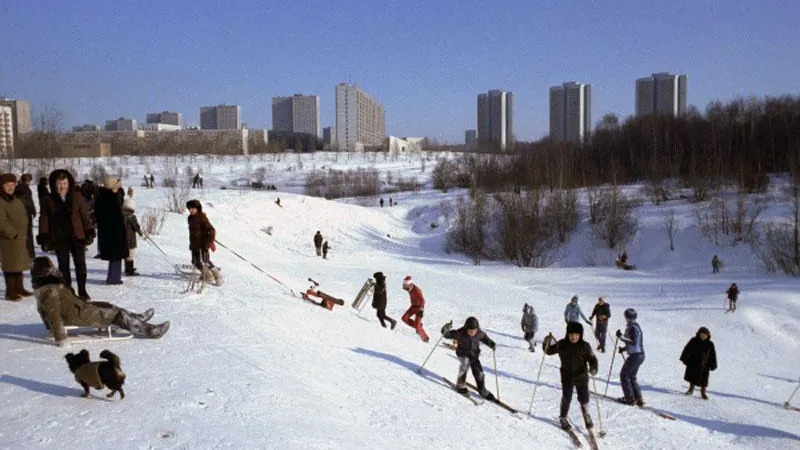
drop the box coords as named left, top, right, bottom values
left=186, top=199, right=222, bottom=285
left=441, top=316, right=496, bottom=400
left=543, top=321, right=599, bottom=431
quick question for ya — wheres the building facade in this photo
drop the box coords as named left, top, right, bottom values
left=0, top=105, right=13, bottom=156
left=200, top=105, right=241, bottom=130
left=549, top=82, right=592, bottom=143
left=72, top=124, right=101, bottom=132
left=335, top=83, right=385, bottom=152
left=635, top=72, right=688, bottom=116
left=322, top=126, right=335, bottom=149
left=147, top=111, right=182, bottom=127
left=0, top=98, right=32, bottom=138
left=104, top=118, right=137, bottom=131
left=477, top=90, right=514, bottom=150
left=465, top=129, right=477, bottom=146
left=272, top=94, right=320, bottom=137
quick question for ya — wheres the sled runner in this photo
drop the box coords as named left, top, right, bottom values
left=56, top=326, right=133, bottom=345
left=302, top=278, right=345, bottom=310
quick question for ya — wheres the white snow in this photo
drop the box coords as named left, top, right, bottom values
left=1, top=153, right=798, bottom=449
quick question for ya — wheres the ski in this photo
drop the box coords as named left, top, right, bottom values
left=584, top=427, right=599, bottom=450
left=442, top=377, right=482, bottom=405
left=464, top=382, right=518, bottom=414
left=785, top=403, right=800, bottom=412
left=590, top=391, right=676, bottom=420
left=559, top=421, right=584, bottom=448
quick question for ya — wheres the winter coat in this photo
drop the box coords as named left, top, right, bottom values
left=590, top=303, right=611, bottom=324
left=521, top=308, right=538, bottom=334
left=94, top=187, right=129, bottom=261
left=371, top=280, right=387, bottom=310
left=443, top=327, right=495, bottom=359
left=544, top=333, right=598, bottom=386
left=726, top=285, right=739, bottom=302
left=122, top=207, right=141, bottom=250
left=620, top=321, right=644, bottom=355
left=0, top=192, right=31, bottom=272
left=13, top=183, right=36, bottom=218
left=407, top=285, right=425, bottom=308
left=34, top=273, right=118, bottom=344
left=313, top=232, right=323, bottom=248
left=188, top=212, right=216, bottom=250
left=680, top=336, right=717, bottom=387
left=38, top=171, right=94, bottom=250
left=37, top=179, right=49, bottom=201
left=564, top=303, right=590, bottom=323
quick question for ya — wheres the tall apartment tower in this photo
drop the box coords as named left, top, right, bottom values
left=635, top=72, right=687, bottom=116
left=104, top=118, right=137, bottom=131
left=0, top=98, right=32, bottom=147
left=335, top=83, right=385, bottom=152
left=477, top=90, right=514, bottom=150
left=272, top=94, right=321, bottom=137
left=0, top=105, right=14, bottom=156
left=147, top=111, right=183, bottom=127
left=549, top=82, right=592, bottom=142
left=200, top=105, right=241, bottom=130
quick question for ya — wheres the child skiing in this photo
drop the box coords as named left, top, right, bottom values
left=441, top=317, right=497, bottom=400
left=726, top=283, right=739, bottom=312
left=564, top=295, right=591, bottom=326
left=589, top=297, right=611, bottom=353
left=615, top=308, right=645, bottom=406
left=521, top=303, right=538, bottom=352
left=680, top=326, right=717, bottom=400
left=542, top=321, right=599, bottom=431
left=401, top=275, right=429, bottom=342
left=186, top=200, right=222, bottom=286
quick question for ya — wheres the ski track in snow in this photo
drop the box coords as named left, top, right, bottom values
left=0, top=153, right=798, bottom=449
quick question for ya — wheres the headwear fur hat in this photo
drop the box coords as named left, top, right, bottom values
left=464, top=316, right=480, bottom=330
left=566, top=321, right=584, bottom=337
left=0, top=173, right=17, bottom=185
left=186, top=199, right=202, bottom=212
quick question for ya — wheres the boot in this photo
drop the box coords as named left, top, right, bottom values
left=124, top=260, right=139, bottom=276
left=685, top=385, right=694, bottom=396
left=700, top=387, right=708, bottom=400
left=17, top=274, right=33, bottom=297
left=559, top=417, right=572, bottom=431
left=131, top=308, right=155, bottom=323
left=210, top=268, right=223, bottom=286
left=581, top=404, right=593, bottom=429
left=617, top=396, right=636, bottom=406
left=76, top=272, right=90, bottom=300
left=389, top=318, right=397, bottom=330
left=635, top=398, right=645, bottom=407
left=114, top=310, right=170, bottom=339
left=3, top=272, right=22, bottom=301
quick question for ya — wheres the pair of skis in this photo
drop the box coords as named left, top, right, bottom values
left=557, top=419, right=598, bottom=450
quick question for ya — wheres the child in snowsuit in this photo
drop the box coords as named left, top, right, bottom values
left=186, top=200, right=222, bottom=285
left=726, top=283, right=739, bottom=312
left=441, top=317, right=496, bottom=400
left=521, top=303, right=538, bottom=352
left=401, top=275, right=429, bottom=342
left=122, top=197, right=143, bottom=276
left=616, top=308, right=645, bottom=406
left=543, top=321, right=599, bottom=431
left=564, top=295, right=591, bottom=326
left=322, top=241, right=330, bottom=259
left=589, top=297, right=611, bottom=353
left=680, top=326, right=717, bottom=400
left=371, top=272, right=396, bottom=329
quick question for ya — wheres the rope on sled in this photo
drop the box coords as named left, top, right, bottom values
left=214, top=239, right=298, bottom=297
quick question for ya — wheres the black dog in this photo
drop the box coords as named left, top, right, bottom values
left=64, top=349, right=126, bottom=399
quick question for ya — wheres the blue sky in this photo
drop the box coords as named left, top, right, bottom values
left=1, top=0, right=798, bottom=142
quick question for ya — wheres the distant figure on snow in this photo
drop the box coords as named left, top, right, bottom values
left=726, top=283, right=739, bottom=312
left=313, top=231, right=323, bottom=257
left=401, top=275, right=429, bottom=342
left=620, top=250, right=628, bottom=265
left=680, top=326, right=717, bottom=400
left=322, top=241, right=330, bottom=259
left=711, top=254, right=721, bottom=274
left=379, top=198, right=384, bottom=208
left=589, top=297, right=611, bottom=353
left=521, top=303, right=538, bottom=352
left=149, top=174, right=155, bottom=188
left=564, top=295, right=591, bottom=326
left=371, top=272, right=396, bottom=329
left=275, top=197, right=281, bottom=207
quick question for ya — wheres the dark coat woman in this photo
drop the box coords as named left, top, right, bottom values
left=94, top=177, right=128, bottom=284
left=0, top=173, right=32, bottom=300
left=371, top=272, right=396, bottom=329
left=680, top=326, right=717, bottom=399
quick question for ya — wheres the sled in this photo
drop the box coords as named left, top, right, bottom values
left=54, top=326, right=133, bottom=345
left=351, top=278, right=376, bottom=311
left=302, top=278, right=345, bottom=310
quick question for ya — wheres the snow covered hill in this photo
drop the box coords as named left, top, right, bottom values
left=0, top=154, right=798, bottom=449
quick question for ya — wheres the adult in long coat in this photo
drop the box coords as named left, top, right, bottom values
left=14, top=173, right=36, bottom=259
left=38, top=169, right=95, bottom=300
left=371, top=272, right=396, bottom=329
left=94, top=176, right=128, bottom=284
left=680, top=326, right=717, bottom=399
left=0, top=173, right=32, bottom=300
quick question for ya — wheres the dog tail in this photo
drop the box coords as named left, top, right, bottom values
left=99, top=349, right=121, bottom=368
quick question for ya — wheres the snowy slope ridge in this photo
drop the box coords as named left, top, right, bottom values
left=0, top=155, right=798, bottom=450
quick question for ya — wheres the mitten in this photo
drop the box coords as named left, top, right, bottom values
left=209, top=241, right=216, bottom=252
left=615, top=329, right=623, bottom=338
left=590, top=367, right=598, bottom=376
left=441, top=320, right=453, bottom=335
left=84, top=229, right=96, bottom=246
left=618, top=347, right=626, bottom=354
left=488, top=341, right=496, bottom=351
left=36, top=234, right=50, bottom=250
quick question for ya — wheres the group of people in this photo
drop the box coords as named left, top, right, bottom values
left=368, top=273, right=430, bottom=343
left=313, top=231, right=330, bottom=259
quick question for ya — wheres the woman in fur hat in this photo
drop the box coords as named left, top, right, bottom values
left=680, top=326, right=717, bottom=400
left=186, top=199, right=222, bottom=285
left=0, top=173, right=33, bottom=300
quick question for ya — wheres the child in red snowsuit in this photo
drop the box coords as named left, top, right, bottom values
left=401, top=275, right=429, bottom=342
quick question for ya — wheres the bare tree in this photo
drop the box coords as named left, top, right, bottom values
left=445, top=194, right=487, bottom=265
left=592, top=186, right=638, bottom=249
left=544, top=188, right=579, bottom=243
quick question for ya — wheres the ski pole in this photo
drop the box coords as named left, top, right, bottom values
left=492, top=349, right=500, bottom=401
left=604, top=335, right=620, bottom=396
left=786, top=379, right=800, bottom=407
left=528, top=332, right=552, bottom=416
left=214, top=239, right=297, bottom=296
left=592, top=376, right=606, bottom=437
left=416, top=334, right=445, bottom=374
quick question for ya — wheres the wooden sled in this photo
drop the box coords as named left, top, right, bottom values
left=46, top=326, right=133, bottom=346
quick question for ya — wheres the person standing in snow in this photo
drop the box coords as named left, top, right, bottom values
left=401, top=275, right=429, bottom=342
left=441, top=317, right=496, bottom=400
left=726, top=283, right=739, bottom=312
left=186, top=199, right=222, bottom=286
left=122, top=197, right=143, bottom=276
left=589, top=297, right=611, bottom=353
left=371, top=272, right=396, bottom=329
left=680, top=326, right=717, bottom=400
left=711, top=255, right=721, bottom=274
left=564, top=295, right=591, bottom=326
left=14, top=173, right=36, bottom=259
left=616, top=308, right=645, bottom=406
left=313, top=231, right=323, bottom=257
left=543, top=322, right=599, bottom=431
left=521, top=303, right=538, bottom=352
left=322, top=241, right=330, bottom=259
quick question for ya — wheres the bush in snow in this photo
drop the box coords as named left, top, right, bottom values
left=592, top=186, right=638, bottom=249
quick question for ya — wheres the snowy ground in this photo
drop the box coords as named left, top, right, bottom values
left=1, top=153, right=799, bottom=449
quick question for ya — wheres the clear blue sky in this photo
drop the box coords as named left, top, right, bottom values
left=2, top=0, right=798, bottom=143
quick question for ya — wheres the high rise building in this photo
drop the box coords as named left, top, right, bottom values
left=335, top=83, right=385, bottom=152
left=147, top=111, right=182, bottom=127
left=465, top=129, right=477, bottom=146
left=477, top=90, right=514, bottom=150
left=104, top=118, right=137, bottom=131
left=549, top=82, right=592, bottom=143
left=635, top=72, right=687, bottom=116
left=200, top=105, right=241, bottom=130
left=272, top=94, right=320, bottom=137
left=0, top=98, right=32, bottom=148
left=322, top=126, right=335, bottom=146
left=0, top=105, right=13, bottom=156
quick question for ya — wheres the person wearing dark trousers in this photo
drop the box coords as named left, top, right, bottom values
left=371, top=272, right=396, bottom=329
left=94, top=177, right=128, bottom=285
left=38, top=170, right=95, bottom=300
left=14, top=173, right=36, bottom=259
left=442, top=317, right=496, bottom=400
left=589, top=297, right=611, bottom=353
left=616, top=308, right=646, bottom=406
left=322, top=241, right=330, bottom=259
left=726, top=283, right=739, bottom=312
left=186, top=199, right=221, bottom=285
left=680, top=326, right=717, bottom=400
left=313, top=231, right=323, bottom=257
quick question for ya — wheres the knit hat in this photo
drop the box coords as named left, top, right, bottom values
left=186, top=199, right=202, bottom=212
left=624, top=308, right=638, bottom=321
left=373, top=272, right=385, bottom=281
left=464, top=316, right=480, bottom=330
left=20, top=173, right=32, bottom=183
left=402, top=275, right=413, bottom=288
left=123, top=197, right=136, bottom=211
left=696, top=326, right=711, bottom=339
left=571, top=295, right=579, bottom=303
left=566, top=321, right=584, bottom=337
left=0, top=173, right=17, bottom=185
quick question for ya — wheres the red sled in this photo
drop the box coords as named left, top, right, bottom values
left=302, top=278, right=345, bottom=310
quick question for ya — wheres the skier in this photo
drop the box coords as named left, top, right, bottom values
left=615, top=308, right=645, bottom=406
left=726, top=283, right=739, bottom=312
left=564, top=295, right=591, bottom=326
left=542, top=321, right=599, bottom=431
left=313, top=231, right=323, bottom=257
left=322, top=241, right=330, bottom=259
left=441, top=317, right=497, bottom=400
left=371, top=272, right=396, bottom=329
left=680, top=326, right=717, bottom=400
left=521, top=303, right=538, bottom=352
left=711, top=254, right=721, bottom=274
left=401, top=275, right=429, bottom=342
left=589, top=297, right=611, bottom=353
left=186, top=200, right=222, bottom=285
